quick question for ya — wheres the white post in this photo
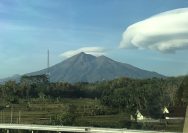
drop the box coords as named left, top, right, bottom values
left=31, top=130, right=34, bottom=133
left=7, top=129, right=9, bottom=133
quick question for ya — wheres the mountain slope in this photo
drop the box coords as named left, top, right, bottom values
left=27, top=52, right=164, bottom=83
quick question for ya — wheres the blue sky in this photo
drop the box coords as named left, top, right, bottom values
left=0, top=0, right=188, bottom=78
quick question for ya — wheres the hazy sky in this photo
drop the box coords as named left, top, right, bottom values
left=0, top=0, right=188, bottom=78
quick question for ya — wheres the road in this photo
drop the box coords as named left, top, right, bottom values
left=0, top=124, right=181, bottom=133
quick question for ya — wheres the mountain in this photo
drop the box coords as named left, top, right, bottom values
left=0, top=74, right=21, bottom=84
left=26, top=52, right=164, bottom=83
left=1, top=52, right=164, bottom=83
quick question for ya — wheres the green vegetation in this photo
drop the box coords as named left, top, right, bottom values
left=0, top=75, right=187, bottom=132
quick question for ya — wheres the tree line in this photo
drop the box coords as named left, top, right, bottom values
left=0, top=74, right=187, bottom=119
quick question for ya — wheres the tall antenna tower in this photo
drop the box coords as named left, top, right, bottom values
left=47, top=49, right=50, bottom=78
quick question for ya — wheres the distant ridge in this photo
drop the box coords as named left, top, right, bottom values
left=0, top=74, right=21, bottom=83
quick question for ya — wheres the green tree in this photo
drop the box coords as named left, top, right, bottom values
left=51, top=104, right=77, bottom=125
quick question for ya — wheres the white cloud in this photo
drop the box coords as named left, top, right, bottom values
left=119, top=8, right=188, bottom=53
left=60, top=47, right=106, bottom=58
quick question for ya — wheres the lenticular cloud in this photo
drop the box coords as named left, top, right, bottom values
left=119, top=8, right=188, bottom=53
left=60, top=47, right=106, bottom=58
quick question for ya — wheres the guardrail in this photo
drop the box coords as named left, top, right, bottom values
left=0, top=124, right=182, bottom=133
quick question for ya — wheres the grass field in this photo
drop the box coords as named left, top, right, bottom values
left=0, top=98, right=108, bottom=124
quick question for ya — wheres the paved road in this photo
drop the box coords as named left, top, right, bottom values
left=0, top=124, right=181, bottom=133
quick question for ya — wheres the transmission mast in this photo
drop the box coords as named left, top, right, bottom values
left=47, top=49, right=50, bottom=80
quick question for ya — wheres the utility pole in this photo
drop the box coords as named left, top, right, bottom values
left=10, top=107, right=13, bottom=124
left=1, top=111, right=2, bottom=123
left=47, top=49, right=50, bottom=75
left=50, top=116, right=52, bottom=124
left=18, top=111, right=21, bottom=124
left=2, top=111, right=4, bottom=123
